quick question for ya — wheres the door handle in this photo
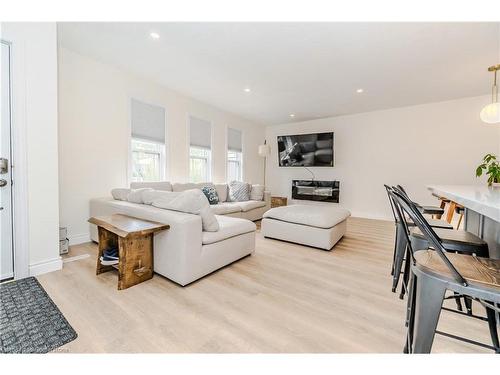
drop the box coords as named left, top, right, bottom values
left=0, top=179, right=7, bottom=187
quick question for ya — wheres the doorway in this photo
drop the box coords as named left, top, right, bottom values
left=1, top=40, right=14, bottom=281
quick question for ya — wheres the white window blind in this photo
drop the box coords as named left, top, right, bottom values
left=227, top=128, right=242, bottom=152
left=189, top=116, right=212, bottom=149
left=131, top=99, right=166, bottom=143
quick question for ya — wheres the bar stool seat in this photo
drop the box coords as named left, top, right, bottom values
left=414, top=250, right=500, bottom=290
left=410, top=227, right=489, bottom=256
left=398, top=218, right=454, bottom=230
left=416, top=205, right=445, bottom=216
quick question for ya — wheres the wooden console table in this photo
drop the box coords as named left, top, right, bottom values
left=88, top=214, right=169, bottom=290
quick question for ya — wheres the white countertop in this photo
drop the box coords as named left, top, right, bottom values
left=427, top=185, right=500, bottom=222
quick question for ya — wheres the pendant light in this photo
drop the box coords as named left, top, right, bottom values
left=480, top=64, right=500, bottom=124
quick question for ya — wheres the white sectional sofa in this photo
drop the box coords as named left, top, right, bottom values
left=131, top=181, right=271, bottom=221
left=89, top=181, right=270, bottom=286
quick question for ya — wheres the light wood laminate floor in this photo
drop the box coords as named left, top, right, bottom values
left=37, top=217, right=492, bottom=353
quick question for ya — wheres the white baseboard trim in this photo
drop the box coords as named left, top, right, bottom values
left=69, top=232, right=91, bottom=246
left=29, top=257, right=62, bottom=276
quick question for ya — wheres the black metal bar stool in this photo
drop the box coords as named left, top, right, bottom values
left=384, top=185, right=453, bottom=296
left=390, top=187, right=500, bottom=353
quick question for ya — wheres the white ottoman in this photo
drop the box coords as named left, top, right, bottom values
left=261, top=204, right=351, bottom=250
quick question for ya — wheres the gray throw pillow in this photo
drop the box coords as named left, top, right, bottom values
left=228, top=181, right=250, bottom=202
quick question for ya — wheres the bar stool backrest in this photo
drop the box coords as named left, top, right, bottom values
left=389, top=186, right=468, bottom=286
left=384, top=184, right=399, bottom=223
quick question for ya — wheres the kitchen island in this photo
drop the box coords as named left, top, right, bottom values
left=428, top=185, right=500, bottom=259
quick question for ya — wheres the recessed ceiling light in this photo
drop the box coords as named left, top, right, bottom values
left=356, top=88, right=364, bottom=93
left=150, top=32, right=160, bottom=39
left=244, top=87, right=251, bottom=93
left=289, top=114, right=295, bottom=118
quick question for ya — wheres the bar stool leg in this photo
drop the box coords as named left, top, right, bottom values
left=412, top=274, right=446, bottom=353
left=446, top=201, right=457, bottom=224
left=485, top=305, right=500, bottom=353
left=404, top=273, right=417, bottom=353
left=392, top=224, right=407, bottom=292
left=399, top=247, right=411, bottom=300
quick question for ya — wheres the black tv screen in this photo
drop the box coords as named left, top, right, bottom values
left=277, top=132, right=334, bottom=167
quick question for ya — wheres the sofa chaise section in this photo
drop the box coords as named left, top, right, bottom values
left=89, top=197, right=255, bottom=286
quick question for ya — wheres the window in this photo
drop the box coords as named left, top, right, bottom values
left=131, top=138, right=165, bottom=182
left=130, top=99, right=166, bottom=182
left=189, top=146, right=211, bottom=183
left=227, top=150, right=242, bottom=181
left=227, top=128, right=243, bottom=181
left=189, top=116, right=212, bottom=182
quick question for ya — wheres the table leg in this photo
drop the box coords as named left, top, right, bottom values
left=117, top=234, right=154, bottom=290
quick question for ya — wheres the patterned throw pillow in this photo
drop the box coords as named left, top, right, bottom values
left=228, top=181, right=251, bottom=202
left=201, top=186, right=219, bottom=205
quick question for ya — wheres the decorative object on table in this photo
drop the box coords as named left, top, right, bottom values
left=258, top=141, right=271, bottom=187
left=88, top=214, right=169, bottom=290
left=475, top=153, right=500, bottom=186
left=480, top=64, right=500, bottom=124
left=201, top=185, right=219, bottom=205
left=271, top=196, right=288, bottom=208
left=0, top=277, right=77, bottom=353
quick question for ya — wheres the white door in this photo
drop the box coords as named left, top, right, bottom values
left=1, top=40, right=14, bottom=281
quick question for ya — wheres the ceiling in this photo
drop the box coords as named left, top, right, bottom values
left=58, top=22, right=500, bottom=125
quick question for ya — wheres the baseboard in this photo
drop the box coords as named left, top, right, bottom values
left=69, top=232, right=91, bottom=246
left=29, top=257, right=62, bottom=276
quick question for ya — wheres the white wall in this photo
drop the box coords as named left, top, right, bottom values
left=265, top=96, right=500, bottom=220
left=1, top=23, right=61, bottom=276
left=58, top=47, right=265, bottom=244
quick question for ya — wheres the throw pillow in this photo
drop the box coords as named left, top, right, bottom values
left=228, top=181, right=250, bottom=202
left=127, top=188, right=154, bottom=204
left=250, top=184, right=265, bottom=201
left=111, top=188, right=131, bottom=201
left=214, top=184, right=228, bottom=202
left=201, top=186, right=219, bottom=205
left=152, top=189, right=219, bottom=232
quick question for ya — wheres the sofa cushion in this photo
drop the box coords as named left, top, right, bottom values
left=250, top=184, right=265, bottom=201
left=130, top=181, right=172, bottom=191
left=228, top=181, right=251, bottom=202
left=202, top=215, right=256, bottom=245
left=111, top=188, right=131, bottom=201
left=152, top=189, right=219, bottom=232
left=214, top=184, right=228, bottom=202
left=142, top=190, right=180, bottom=205
left=127, top=188, right=154, bottom=204
left=201, top=186, right=219, bottom=205
left=172, top=182, right=213, bottom=192
left=236, top=200, right=267, bottom=212
left=263, top=204, right=350, bottom=229
left=209, top=202, right=242, bottom=215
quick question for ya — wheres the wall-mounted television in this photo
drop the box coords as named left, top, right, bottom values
left=277, top=132, right=334, bottom=167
